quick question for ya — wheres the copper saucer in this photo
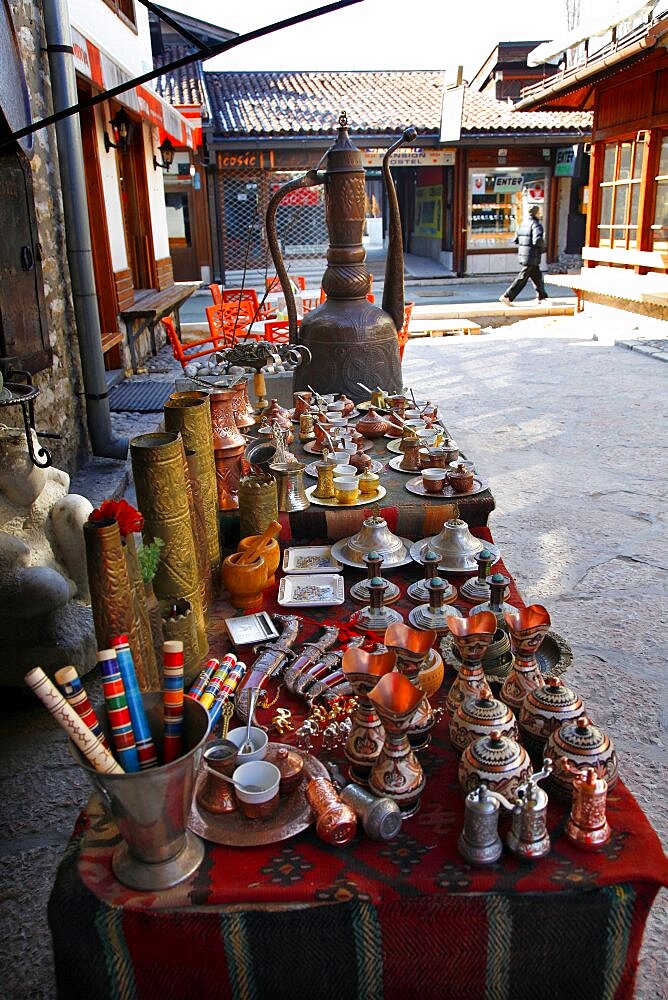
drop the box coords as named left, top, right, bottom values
left=188, top=743, right=328, bottom=846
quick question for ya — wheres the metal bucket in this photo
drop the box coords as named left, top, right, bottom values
left=70, top=693, right=210, bottom=891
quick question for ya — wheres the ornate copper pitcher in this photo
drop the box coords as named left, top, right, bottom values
left=266, top=112, right=416, bottom=403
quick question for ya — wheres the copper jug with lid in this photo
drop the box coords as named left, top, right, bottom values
left=266, top=112, right=416, bottom=401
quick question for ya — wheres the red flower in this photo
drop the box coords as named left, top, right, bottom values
left=89, top=499, right=144, bottom=537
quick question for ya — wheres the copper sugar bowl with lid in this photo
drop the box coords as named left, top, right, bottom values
left=544, top=715, right=618, bottom=798
left=356, top=408, right=390, bottom=439
left=519, top=676, right=585, bottom=759
left=450, top=683, right=518, bottom=755
left=459, top=729, right=533, bottom=799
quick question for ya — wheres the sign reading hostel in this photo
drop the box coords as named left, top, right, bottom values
left=362, top=148, right=455, bottom=167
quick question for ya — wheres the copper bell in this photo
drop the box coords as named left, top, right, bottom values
left=564, top=764, right=611, bottom=850
left=505, top=760, right=553, bottom=862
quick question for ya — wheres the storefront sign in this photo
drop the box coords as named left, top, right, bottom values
left=269, top=183, right=321, bottom=206
left=361, top=148, right=455, bottom=168
left=554, top=146, right=577, bottom=177
left=415, top=185, right=442, bottom=238
left=471, top=173, right=486, bottom=193
left=494, top=175, right=524, bottom=193
left=218, top=150, right=266, bottom=170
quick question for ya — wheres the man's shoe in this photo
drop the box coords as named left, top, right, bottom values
left=499, top=295, right=512, bottom=306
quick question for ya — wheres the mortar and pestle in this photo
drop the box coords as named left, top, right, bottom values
left=222, top=520, right=282, bottom=608
left=237, top=518, right=283, bottom=588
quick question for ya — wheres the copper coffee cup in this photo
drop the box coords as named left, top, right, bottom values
left=422, top=468, right=447, bottom=493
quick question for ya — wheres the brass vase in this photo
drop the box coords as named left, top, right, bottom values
left=230, top=380, right=256, bottom=430
left=341, top=647, right=397, bottom=784
left=161, top=599, right=201, bottom=686
left=123, top=532, right=161, bottom=690
left=130, top=432, right=207, bottom=657
left=164, top=392, right=221, bottom=588
left=214, top=443, right=245, bottom=511
left=368, top=672, right=426, bottom=817
left=238, top=472, right=279, bottom=537
left=84, top=518, right=151, bottom=690
left=185, top=449, right=213, bottom=620
left=209, top=388, right=245, bottom=450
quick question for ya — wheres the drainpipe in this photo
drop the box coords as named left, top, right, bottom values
left=42, top=0, right=128, bottom=459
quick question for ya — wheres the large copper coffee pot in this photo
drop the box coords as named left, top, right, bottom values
left=266, top=112, right=416, bottom=403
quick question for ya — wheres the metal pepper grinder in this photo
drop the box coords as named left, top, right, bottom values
left=356, top=577, right=403, bottom=633
left=350, top=550, right=400, bottom=603
left=470, top=572, right=515, bottom=625
left=458, top=785, right=512, bottom=865
left=409, top=576, right=458, bottom=631
left=506, top=760, right=553, bottom=861
left=459, top=547, right=496, bottom=603
left=407, top=546, right=452, bottom=603
left=564, top=765, right=611, bottom=850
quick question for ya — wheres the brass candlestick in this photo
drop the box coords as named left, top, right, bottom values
left=408, top=577, right=458, bottom=631
left=355, top=578, right=403, bottom=633
left=459, top=548, right=496, bottom=603
left=350, top=550, right=401, bottom=604
left=470, top=572, right=514, bottom=623
left=407, top=546, right=455, bottom=603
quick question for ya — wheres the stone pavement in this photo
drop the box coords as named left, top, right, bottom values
left=1, top=309, right=666, bottom=998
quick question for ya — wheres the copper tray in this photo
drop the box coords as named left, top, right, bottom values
left=404, top=475, right=489, bottom=499
left=188, top=743, right=328, bottom=847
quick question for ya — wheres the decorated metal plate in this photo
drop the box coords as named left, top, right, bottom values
left=409, top=536, right=501, bottom=574
left=188, top=744, right=328, bottom=847
left=278, top=574, right=345, bottom=607
left=305, top=484, right=387, bottom=507
left=404, top=475, right=489, bottom=499
left=331, top=535, right=415, bottom=571
left=282, top=545, right=342, bottom=574
left=304, top=458, right=384, bottom=477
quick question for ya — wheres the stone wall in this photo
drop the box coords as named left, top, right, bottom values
left=7, top=1, right=90, bottom=473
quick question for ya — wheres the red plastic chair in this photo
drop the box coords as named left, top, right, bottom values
left=223, top=287, right=275, bottom=324
left=264, top=319, right=300, bottom=344
left=163, top=316, right=227, bottom=367
left=398, top=301, right=414, bottom=362
left=265, top=275, right=306, bottom=292
left=209, top=283, right=222, bottom=306
left=205, top=302, right=254, bottom=349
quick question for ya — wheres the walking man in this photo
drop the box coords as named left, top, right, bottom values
left=499, top=205, right=549, bottom=305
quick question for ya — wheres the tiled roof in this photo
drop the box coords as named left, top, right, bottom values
left=204, top=70, right=445, bottom=137
left=462, top=88, right=591, bottom=133
left=154, top=43, right=206, bottom=108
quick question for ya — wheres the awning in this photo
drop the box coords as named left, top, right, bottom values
left=71, top=24, right=195, bottom=148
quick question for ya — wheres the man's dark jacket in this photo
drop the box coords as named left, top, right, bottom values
left=514, top=218, right=545, bottom=266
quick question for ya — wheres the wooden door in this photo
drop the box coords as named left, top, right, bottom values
left=117, top=117, right=156, bottom=291
left=165, top=188, right=198, bottom=280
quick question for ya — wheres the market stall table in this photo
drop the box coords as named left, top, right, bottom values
left=220, top=432, right=495, bottom=548
left=48, top=528, right=668, bottom=1000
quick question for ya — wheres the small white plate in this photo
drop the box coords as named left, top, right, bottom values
left=282, top=546, right=342, bottom=574
left=278, top=575, right=345, bottom=607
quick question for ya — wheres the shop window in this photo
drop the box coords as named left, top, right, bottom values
left=651, top=136, right=668, bottom=251
left=104, top=0, right=136, bottom=29
left=467, top=169, right=546, bottom=251
left=597, top=137, right=644, bottom=249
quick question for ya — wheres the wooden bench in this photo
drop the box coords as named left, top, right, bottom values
left=557, top=247, right=668, bottom=312
left=119, top=281, right=201, bottom=369
left=409, top=318, right=482, bottom=338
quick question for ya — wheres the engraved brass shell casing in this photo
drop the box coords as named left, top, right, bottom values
left=84, top=517, right=154, bottom=691
left=185, top=449, right=213, bottom=620
left=238, top=473, right=279, bottom=537
left=165, top=391, right=221, bottom=586
left=130, top=432, right=206, bottom=657
left=123, top=532, right=161, bottom=690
